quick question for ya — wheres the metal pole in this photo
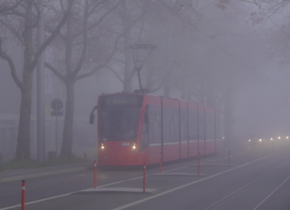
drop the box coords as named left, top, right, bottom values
left=36, top=5, right=45, bottom=162
left=137, top=68, right=143, bottom=91
left=160, top=153, right=162, bottom=174
left=143, top=162, right=146, bottom=192
left=55, top=115, right=58, bottom=155
left=0, top=154, right=3, bottom=171
left=21, top=180, right=25, bottom=210
left=228, top=150, right=231, bottom=166
left=94, top=160, right=97, bottom=189
left=197, top=152, right=200, bottom=176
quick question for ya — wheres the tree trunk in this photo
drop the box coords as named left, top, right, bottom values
left=60, top=80, right=75, bottom=157
left=15, top=72, right=32, bottom=159
left=15, top=1, right=33, bottom=160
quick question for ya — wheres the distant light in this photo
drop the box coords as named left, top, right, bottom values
left=101, top=143, right=105, bottom=150
left=223, top=137, right=225, bottom=139
left=278, top=136, right=281, bottom=139
left=132, top=143, right=136, bottom=150
left=287, top=136, right=289, bottom=139
left=270, top=138, right=273, bottom=141
left=248, top=139, right=251, bottom=142
left=259, top=139, right=262, bottom=142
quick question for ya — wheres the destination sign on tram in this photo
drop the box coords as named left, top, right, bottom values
left=100, top=95, right=143, bottom=108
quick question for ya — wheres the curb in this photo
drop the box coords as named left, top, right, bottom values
left=0, top=166, right=91, bottom=184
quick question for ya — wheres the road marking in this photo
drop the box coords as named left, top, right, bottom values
left=0, top=151, right=254, bottom=210
left=112, top=154, right=274, bottom=210
left=253, top=173, right=290, bottom=210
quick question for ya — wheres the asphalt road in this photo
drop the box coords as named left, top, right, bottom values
left=1, top=141, right=290, bottom=210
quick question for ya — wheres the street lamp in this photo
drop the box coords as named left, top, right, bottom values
left=130, top=44, right=156, bottom=93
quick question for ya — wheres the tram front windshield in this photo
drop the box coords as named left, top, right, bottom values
left=99, top=95, right=143, bottom=141
left=101, top=108, right=141, bottom=141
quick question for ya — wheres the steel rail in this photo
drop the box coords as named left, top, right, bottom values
left=203, top=159, right=290, bottom=210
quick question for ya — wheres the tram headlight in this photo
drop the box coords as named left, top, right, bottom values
left=132, top=143, right=136, bottom=150
left=101, top=143, right=105, bottom=151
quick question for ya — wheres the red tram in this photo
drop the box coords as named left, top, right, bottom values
left=90, top=92, right=222, bottom=166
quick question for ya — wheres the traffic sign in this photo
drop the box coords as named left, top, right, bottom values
left=51, top=99, right=63, bottom=111
left=51, top=111, right=63, bottom=116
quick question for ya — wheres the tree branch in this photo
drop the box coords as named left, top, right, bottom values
left=30, top=0, right=74, bottom=71
left=44, top=62, right=65, bottom=82
left=73, top=0, right=125, bottom=39
left=0, top=19, right=24, bottom=44
left=0, top=0, right=24, bottom=13
left=104, top=66, right=124, bottom=84
left=72, top=0, right=89, bottom=78
left=45, top=25, right=66, bottom=41
left=75, top=65, right=102, bottom=81
left=100, top=7, right=148, bottom=73
left=87, top=0, right=108, bottom=16
left=0, top=36, right=23, bottom=90
left=3, top=9, right=25, bottom=18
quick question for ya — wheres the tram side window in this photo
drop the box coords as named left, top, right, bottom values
left=199, top=110, right=204, bottom=140
left=188, top=111, right=194, bottom=140
left=162, top=106, right=179, bottom=144
left=205, top=111, right=208, bottom=141
left=193, top=112, right=197, bottom=139
left=207, top=112, right=213, bottom=141
left=140, top=107, right=149, bottom=152
left=210, top=112, right=214, bottom=140
left=148, top=105, right=161, bottom=144
left=188, top=111, right=197, bottom=140
left=162, top=107, right=168, bottom=144
left=172, top=108, right=179, bottom=143
left=163, top=109, right=169, bottom=144
left=169, top=113, right=175, bottom=143
left=181, top=109, right=187, bottom=142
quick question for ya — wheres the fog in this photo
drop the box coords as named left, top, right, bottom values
left=0, top=0, right=289, bottom=162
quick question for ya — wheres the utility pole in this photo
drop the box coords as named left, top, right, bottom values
left=36, top=4, right=46, bottom=162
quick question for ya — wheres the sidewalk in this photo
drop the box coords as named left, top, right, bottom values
left=0, top=161, right=93, bottom=184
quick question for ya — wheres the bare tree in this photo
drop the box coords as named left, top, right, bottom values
left=0, top=0, right=73, bottom=160
left=45, top=0, right=146, bottom=157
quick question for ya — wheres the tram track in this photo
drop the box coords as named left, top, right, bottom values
left=203, top=158, right=290, bottom=210
left=252, top=174, right=290, bottom=210
left=0, top=150, right=262, bottom=210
